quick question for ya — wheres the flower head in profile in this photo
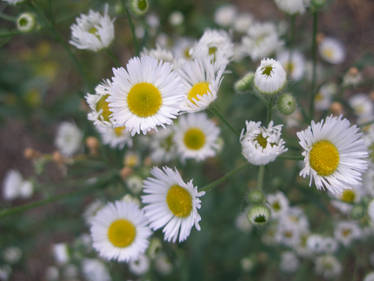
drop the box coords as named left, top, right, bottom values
left=70, top=5, right=115, bottom=52
left=254, top=58, right=287, bottom=95
left=240, top=120, right=287, bottom=165
left=297, top=115, right=368, bottom=194
left=108, top=56, right=185, bottom=135
left=96, top=125, right=133, bottom=149
left=319, top=37, right=345, bottom=64
left=55, top=122, right=83, bottom=156
left=142, top=166, right=205, bottom=242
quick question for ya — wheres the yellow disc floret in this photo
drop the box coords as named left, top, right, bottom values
left=183, top=128, right=206, bottom=150
left=340, top=189, right=356, bottom=203
left=96, top=94, right=112, bottom=122
left=166, top=185, right=193, bottom=217
left=187, top=82, right=210, bottom=105
left=114, top=126, right=126, bottom=137
left=309, top=140, right=340, bottom=176
left=107, top=219, right=136, bottom=248
left=127, top=82, right=162, bottom=117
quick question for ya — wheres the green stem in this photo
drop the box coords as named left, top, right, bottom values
left=208, top=106, right=240, bottom=137
left=0, top=12, right=16, bottom=22
left=0, top=30, right=23, bottom=38
left=0, top=171, right=117, bottom=219
left=266, top=96, right=274, bottom=124
left=257, top=165, right=265, bottom=190
left=278, top=153, right=303, bottom=160
left=201, top=163, right=249, bottom=192
left=309, top=11, right=318, bottom=120
left=122, top=0, right=140, bottom=56
left=105, top=48, right=119, bottom=65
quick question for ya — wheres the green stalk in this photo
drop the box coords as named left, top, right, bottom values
left=278, top=153, right=303, bottom=160
left=266, top=96, right=274, bottom=124
left=201, top=163, right=249, bottom=192
left=309, top=11, right=318, bottom=120
left=257, top=165, right=265, bottom=190
left=122, top=0, right=140, bottom=56
left=0, top=171, right=118, bottom=219
left=208, top=106, right=240, bottom=137
left=0, top=12, right=16, bottom=22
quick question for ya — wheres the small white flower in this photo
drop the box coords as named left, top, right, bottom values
left=155, top=252, right=172, bottom=275
left=315, top=83, right=337, bottom=111
left=319, top=37, right=345, bottom=64
left=267, top=192, right=289, bottom=218
left=254, top=58, right=287, bottom=95
left=214, top=5, right=237, bottom=27
left=242, top=22, right=283, bottom=61
left=297, top=115, right=368, bottom=194
left=190, top=29, right=233, bottom=68
left=280, top=251, right=299, bottom=273
left=108, top=56, right=185, bottom=135
left=140, top=46, right=174, bottom=63
left=142, top=166, right=205, bottom=242
left=178, top=57, right=225, bottom=112
left=90, top=201, right=152, bottom=262
left=3, top=247, right=22, bottom=264
left=169, top=11, right=184, bottom=26
left=240, top=120, right=287, bottom=165
left=274, top=0, right=311, bottom=14
left=70, top=5, right=115, bottom=52
left=172, top=37, right=195, bottom=62
left=126, top=175, right=143, bottom=194
left=233, top=13, right=253, bottom=33
left=16, top=12, right=35, bottom=32
left=321, top=237, right=338, bottom=254
left=2, top=170, right=33, bottom=200
left=277, top=50, right=305, bottom=81
left=349, top=93, right=373, bottom=124
left=315, top=255, right=342, bottom=279
left=129, top=254, right=150, bottom=275
left=235, top=209, right=252, bottom=233
left=334, top=221, right=361, bottom=246
left=174, top=113, right=220, bottom=161
left=53, top=243, right=69, bottom=265
left=82, top=259, right=111, bottom=281
left=306, top=234, right=324, bottom=253
left=96, top=125, right=133, bottom=149
left=150, top=127, right=177, bottom=163
left=55, top=122, right=83, bottom=156
left=364, top=272, right=374, bottom=281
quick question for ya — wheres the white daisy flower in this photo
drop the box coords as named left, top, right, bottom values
left=319, top=37, right=345, bottom=64
left=174, top=113, right=220, bottom=161
left=349, top=93, right=373, bottom=124
left=369, top=200, right=374, bottom=224
left=233, top=13, right=253, bottom=33
left=247, top=205, right=271, bottom=225
left=267, top=192, right=289, bottom=218
left=129, top=254, right=150, bottom=275
left=108, top=56, right=185, bottom=135
left=280, top=251, right=299, bottom=273
left=214, top=4, right=237, bottom=27
left=178, top=57, right=225, bottom=112
left=86, top=80, right=113, bottom=128
left=315, top=83, right=337, bottom=111
left=96, top=125, right=133, bottom=149
left=55, top=122, right=83, bottom=156
left=334, top=221, right=361, bottom=246
left=190, top=29, right=233, bottom=68
left=90, top=201, right=152, bottom=262
left=240, top=120, right=287, bottom=165
left=315, top=255, right=342, bottom=279
left=140, top=46, right=174, bottom=63
left=242, top=22, right=283, bottom=61
left=277, top=50, right=305, bottom=81
left=82, top=259, right=111, bottom=281
left=306, top=234, right=324, bottom=253
left=364, top=272, right=374, bottom=281
left=2, top=170, right=23, bottom=200
left=254, top=58, right=287, bottom=95
left=274, top=0, right=311, bottom=14
left=235, top=208, right=252, bottom=233
left=172, top=37, right=195, bottom=62
left=150, top=127, right=177, bottom=163
left=70, top=5, right=115, bottom=52
left=53, top=243, right=69, bottom=265
left=16, top=12, right=35, bottom=33
left=297, top=115, right=368, bottom=194
left=169, top=11, right=184, bottom=26
left=3, top=247, right=22, bottom=264
left=321, top=237, right=338, bottom=254
left=126, top=175, right=143, bottom=194
left=142, top=166, right=205, bottom=242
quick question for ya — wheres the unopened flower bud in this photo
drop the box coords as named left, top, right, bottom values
left=330, top=102, right=343, bottom=115
left=234, top=72, right=254, bottom=93
left=248, top=189, right=264, bottom=204
left=130, top=0, right=149, bottom=16
left=120, top=166, right=133, bottom=180
left=86, top=137, right=99, bottom=155
left=277, top=93, right=296, bottom=115
left=247, top=205, right=271, bottom=225
left=24, top=148, right=39, bottom=159
left=17, top=12, right=36, bottom=33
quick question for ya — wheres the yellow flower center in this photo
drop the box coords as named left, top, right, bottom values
left=309, top=140, right=339, bottom=176
left=342, top=228, right=351, bottom=237
left=114, top=126, right=126, bottom=137
left=340, top=189, right=355, bottom=203
left=262, top=65, right=273, bottom=77
left=107, top=219, right=136, bottom=248
left=137, top=0, right=148, bottom=10
left=255, top=134, right=268, bottom=148
left=184, top=48, right=191, bottom=59
left=89, top=26, right=98, bottom=35
left=96, top=94, right=112, bottom=122
left=208, top=46, right=217, bottom=56
left=285, top=62, right=294, bottom=74
left=323, top=48, right=334, bottom=59
left=166, top=185, right=193, bottom=217
left=187, top=82, right=210, bottom=105
left=183, top=128, right=206, bottom=150
left=315, top=92, right=323, bottom=102
left=127, top=82, right=162, bottom=117
left=272, top=201, right=281, bottom=211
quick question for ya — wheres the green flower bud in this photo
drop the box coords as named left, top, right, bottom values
left=17, top=12, right=35, bottom=33
left=248, top=189, right=264, bottom=204
left=277, top=93, right=296, bottom=115
left=247, top=204, right=270, bottom=225
left=234, top=72, right=254, bottom=93
left=130, top=0, right=149, bottom=16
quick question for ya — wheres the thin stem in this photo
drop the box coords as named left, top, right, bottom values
left=0, top=12, right=16, bottom=22
left=0, top=171, right=117, bottom=218
left=309, top=11, right=318, bottom=120
left=104, top=48, right=119, bottom=65
left=278, top=153, right=303, bottom=161
left=0, top=30, right=23, bottom=38
left=257, top=165, right=265, bottom=190
left=201, top=163, right=249, bottom=192
left=266, top=96, right=274, bottom=124
left=208, top=106, right=240, bottom=137
left=122, top=0, right=140, bottom=56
